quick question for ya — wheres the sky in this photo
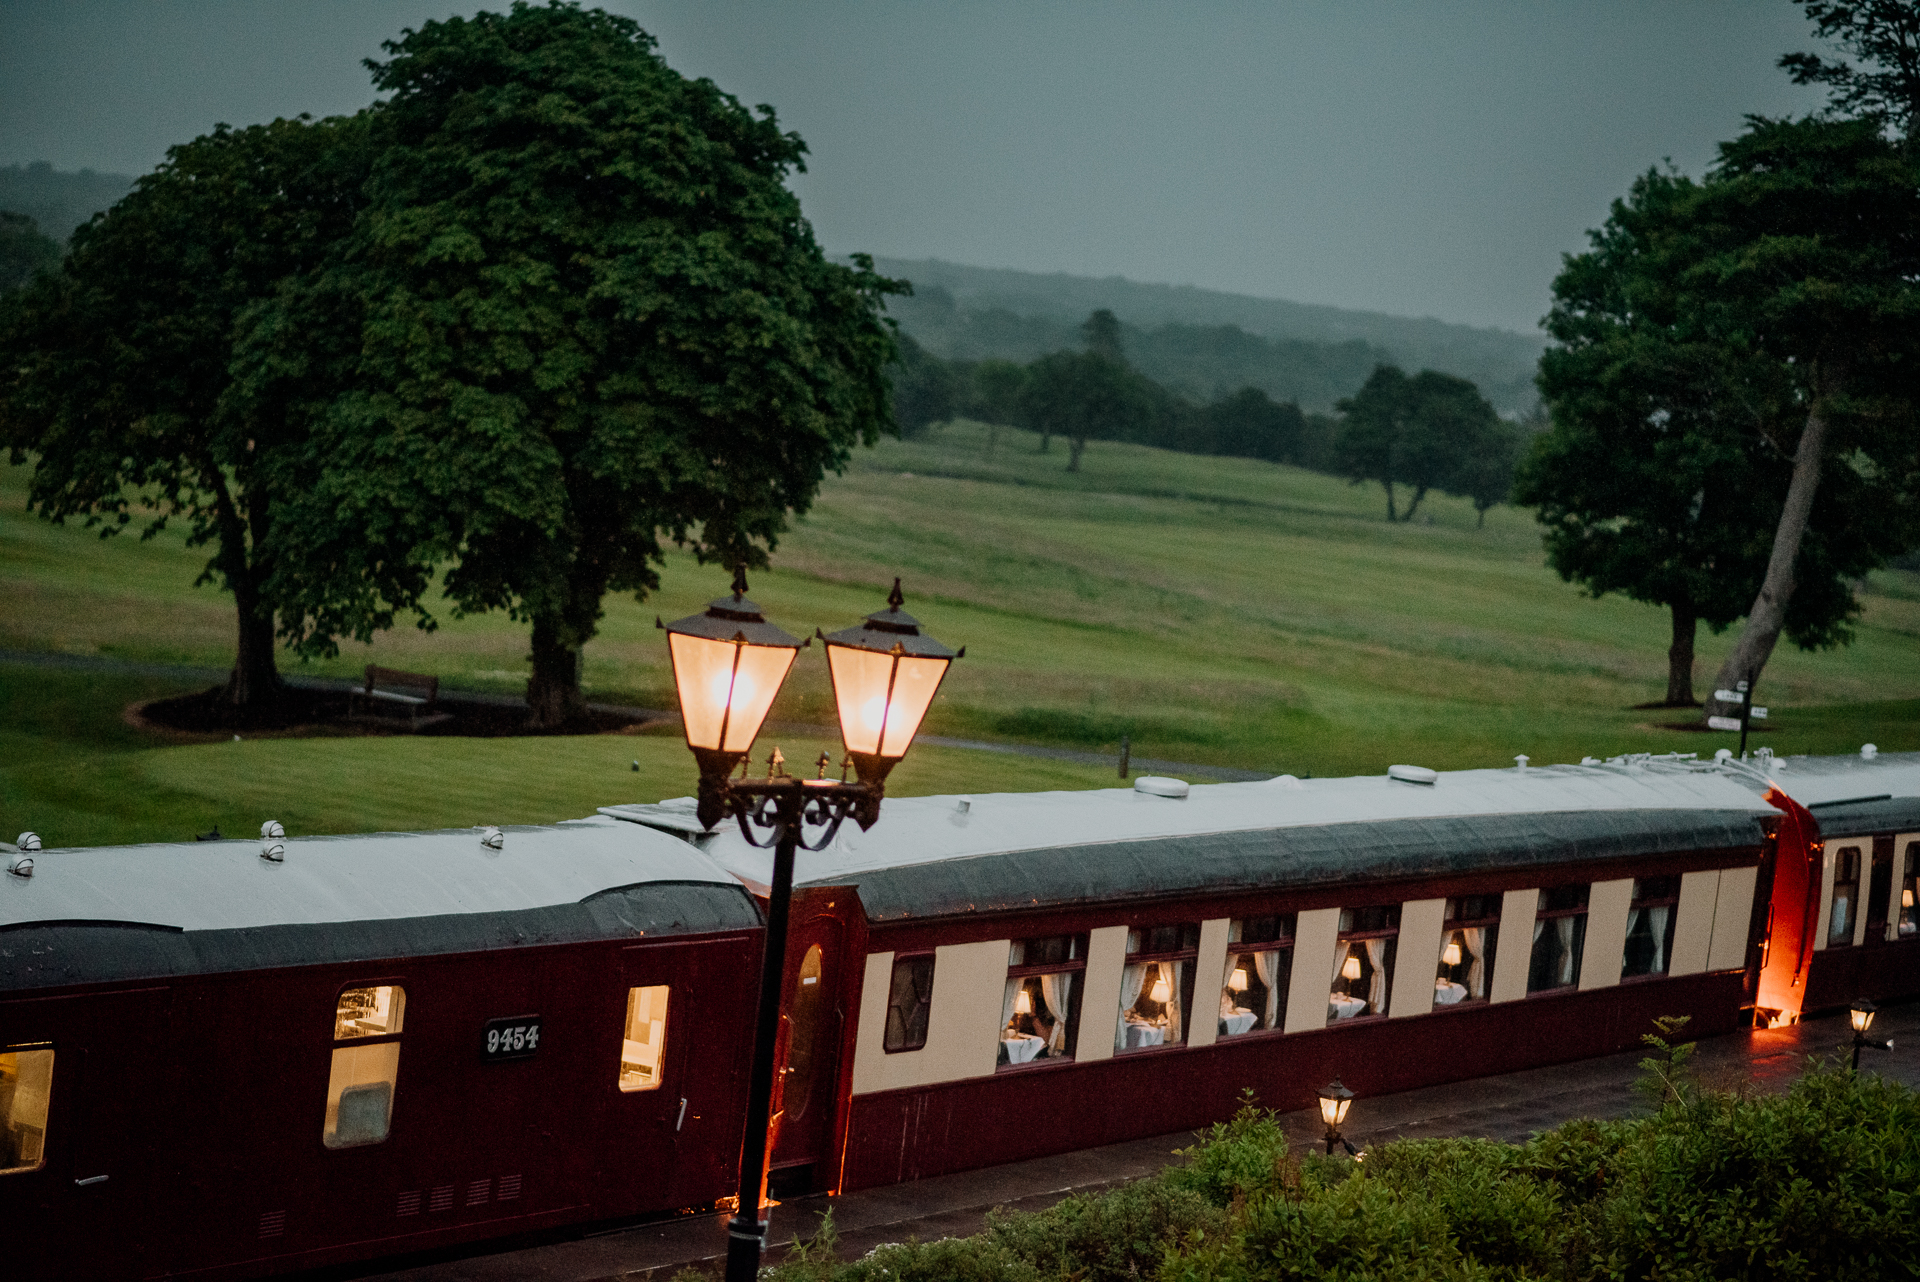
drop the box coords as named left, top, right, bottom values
left=1, top=1, right=1829, bottom=334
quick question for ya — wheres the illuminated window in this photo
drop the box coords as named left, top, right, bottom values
left=1222, top=915, right=1294, bottom=1036
left=1119, top=923, right=1199, bottom=1052
left=884, top=955, right=934, bottom=1052
left=1000, top=934, right=1087, bottom=1067
left=1899, top=842, right=1918, bottom=938
left=1622, top=877, right=1681, bottom=978
left=1, top=1046, right=54, bottom=1176
left=1330, top=905, right=1399, bottom=1023
left=1529, top=885, right=1589, bottom=993
left=324, top=986, right=403, bottom=1149
left=1437, top=896, right=1500, bottom=1004
left=619, top=985, right=670, bottom=1091
left=1829, top=847, right=1862, bottom=946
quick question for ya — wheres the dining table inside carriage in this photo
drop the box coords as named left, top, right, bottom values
left=999, top=1032, right=1046, bottom=1065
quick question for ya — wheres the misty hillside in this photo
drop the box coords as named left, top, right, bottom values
left=0, top=163, right=135, bottom=242
left=872, top=256, right=1544, bottom=414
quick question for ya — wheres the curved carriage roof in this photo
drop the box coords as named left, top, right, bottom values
left=0, top=819, right=759, bottom=992
left=624, top=759, right=1779, bottom=923
left=1749, top=751, right=1920, bottom=841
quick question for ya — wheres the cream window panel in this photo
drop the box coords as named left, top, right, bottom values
left=1074, top=926, right=1129, bottom=1064
left=1707, top=866, right=1758, bottom=972
left=1487, top=888, right=1538, bottom=1003
left=1187, top=919, right=1231, bottom=1049
left=1284, top=908, right=1341, bottom=1035
left=1814, top=843, right=1839, bottom=951
left=850, top=941, right=1011, bottom=1094
left=1580, top=879, right=1634, bottom=990
left=1667, top=871, right=1720, bottom=977
left=1389, top=898, right=1446, bottom=1018
left=1851, top=845, right=1873, bottom=947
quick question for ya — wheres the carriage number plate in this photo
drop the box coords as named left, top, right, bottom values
left=483, top=1015, right=541, bottom=1060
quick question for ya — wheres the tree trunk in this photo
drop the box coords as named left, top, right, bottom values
left=1038, top=431, right=1051, bottom=454
left=1067, top=436, right=1086, bottom=472
left=1703, top=391, right=1833, bottom=721
left=1402, top=484, right=1430, bottom=523
left=1475, top=504, right=1488, bottom=530
left=211, top=466, right=281, bottom=721
left=1665, top=599, right=1697, bottom=707
left=527, top=615, right=589, bottom=731
left=1381, top=477, right=1398, bottom=522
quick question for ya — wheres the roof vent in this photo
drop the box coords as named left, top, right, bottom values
left=1134, top=776, right=1190, bottom=799
left=1387, top=764, right=1437, bottom=785
left=6, top=854, right=31, bottom=879
left=1514, top=755, right=1529, bottom=770
left=15, top=832, right=42, bottom=852
left=1714, top=748, right=1733, bottom=763
left=260, top=820, right=285, bottom=840
left=480, top=825, right=504, bottom=850
left=1862, top=743, right=1878, bottom=760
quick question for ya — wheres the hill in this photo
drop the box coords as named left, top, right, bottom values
left=0, top=162, right=136, bottom=242
left=871, top=256, right=1545, bottom=414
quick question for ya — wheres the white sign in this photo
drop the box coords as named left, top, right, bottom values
left=1713, top=690, right=1745, bottom=704
left=1750, top=707, right=1767, bottom=720
left=1707, top=715, right=1743, bottom=732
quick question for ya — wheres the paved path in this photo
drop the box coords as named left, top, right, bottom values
left=0, top=647, right=1269, bottom=781
left=337, top=1002, right=1917, bottom=1282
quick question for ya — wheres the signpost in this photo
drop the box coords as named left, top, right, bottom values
left=1706, top=678, right=1762, bottom=758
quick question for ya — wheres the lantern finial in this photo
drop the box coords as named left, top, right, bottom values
left=887, top=576, right=905, bottom=612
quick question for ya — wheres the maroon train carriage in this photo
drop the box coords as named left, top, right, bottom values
left=610, top=757, right=1794, bottom=1195
left=0, top=819, right=763, bottom=1280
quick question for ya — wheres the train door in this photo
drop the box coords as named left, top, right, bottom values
left=0, top=986, right=171, bottom=1281
left=600, top=941, right=697, bottom=1216
left=770, top=909, right=846, bottom=1191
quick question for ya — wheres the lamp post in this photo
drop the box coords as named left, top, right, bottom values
left=663, top=572, right=958, bottom=1282
left=1850, top=999, right=1894, bottom=1071
left=1316, top=1078, right=1357, bottom=1156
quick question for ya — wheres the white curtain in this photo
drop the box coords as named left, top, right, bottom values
left=1554, top=917, right=1577, bottom=986
left=1463, top=927, right=1486, bottom=998
left=1253, top=949, right=1280, bottom=1029
left=1165, top=961, right=1184, bottom=1043
left=1364, top=939, right=1387, bottom=1014
left=1223, top=947, right=1240, bottom=988
left=1331, top=941, right=1352, bottom=992
left=1039, top=972, right=1072, bottom=1055
left=1115, top=962, right=1147, bottom=1050
left=1646, top=905, right=1670, bottom=973
left=1002, top=977, right=1020, bottom=1030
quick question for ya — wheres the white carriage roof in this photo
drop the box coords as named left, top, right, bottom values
left=1751, top=750, right=1920, bottom=840
left=607, top=758, right=1780, bottom=922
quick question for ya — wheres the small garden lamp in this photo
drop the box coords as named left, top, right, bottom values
left=1851, top=998, right=1893, bottom=1071
left=821, top=578, right=961, bottom=826
left=1317, top=1078, right=1357, bottom=1156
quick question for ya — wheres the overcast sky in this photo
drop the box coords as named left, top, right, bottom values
left=2, top=1, right=1828, bottom=333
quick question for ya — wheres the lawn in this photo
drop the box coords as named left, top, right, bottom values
left=3, top=423, right=1915, bottom=847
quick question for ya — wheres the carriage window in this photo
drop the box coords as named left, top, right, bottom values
left=1, top=1046, right=54, bottom=1176
left=619, top=985, right=671, bottom=1091
left=1436, top=896, right=1500, bottom=1005
left=324, top=986, right=404, bottom=1149
left=1900, top=842, right=1918, bottom=938
left=1622, top=878, right=1681, bottom=979
left=1529, top=885, right=1589, bottom=993
left=1829, top=847, right=1862, bottom=946
left=1119, top=923, right=1199, bottom=1052
left=999, top=934, right=1088, bottom=1068
left=1330, top=905, right=1399, bottom=1023
left=1221, top=915, right=1294, bottom=1037
left=884, top=955, right=934, bottom=1052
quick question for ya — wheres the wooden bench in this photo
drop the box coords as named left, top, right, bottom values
left=347, top=665, right=450, bottom=730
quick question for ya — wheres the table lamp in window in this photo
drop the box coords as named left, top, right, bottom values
left=1229, top=966, right=1249, bottom=993
left=1342, top=954, right=1362, bottom=982
left=1150, top=972, right=1172, bottom=1004
left=1441, top=939, right=1462, bottom=967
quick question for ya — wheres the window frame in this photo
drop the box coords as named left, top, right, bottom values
left=998, top=933, right=1089, bottom=1071
left=1435, top=896, right=1501, bottom=1009
left=1221, top=914, right=1296, bottom=1038
left=1330, top=904, right=1400, bottom=1025
left=1620, top=876, right=1682, bottom=981
left=1829, top=845, right=1863, bottom=947
left=0, top=1042, right=55, bottom=1178
left=617, top=984, right=672, bottom=1093
left=1528, top=884, right=1590, bottom=995
left=1118, top=922, right=1201, bottom=1052
left=882, top=952, right=935, bottom=1054
left=323, top=980, right=406, bottom=1151
left=1898, top=840, right=1918, bottom=939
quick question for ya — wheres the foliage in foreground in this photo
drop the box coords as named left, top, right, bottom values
left=756, top=1057, right=1920, bottom=1282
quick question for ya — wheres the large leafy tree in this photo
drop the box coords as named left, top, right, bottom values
left=242, top=3, right=901, bottom=728
left=0, top=116, right=369, bottom=719
left=1017, top=348, right=1156, bottom=473
left=1335, top=364, right=1505, bottom=522
left=1780, top=0, right=1920, bottom=147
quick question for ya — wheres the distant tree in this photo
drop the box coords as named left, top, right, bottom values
left=0, top=212, right=60, bottom=293
left=237, top=6, right=901, bottom=729
left=1334, top=365, right=1414, bottom=518
left=1082, top=308, right=1125, bottom=364
left=1334, top=364, right=1501, bottom=521
left=1457, top=417, right=1525, bottom=529
left=892, top=331, right=957, bottom=436
left=1018, top=350, right=1152, bottom=472
left=1780, top=0, right=1920, bottom=147
left=1192, top=386, right=1306, bottom=462
left=0, top=117, right=369, bottom=721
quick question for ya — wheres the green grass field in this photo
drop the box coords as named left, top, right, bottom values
left=4, top=421, right=1916, bottom=847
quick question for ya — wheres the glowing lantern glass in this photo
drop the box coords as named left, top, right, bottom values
left=1851, top=999, right=1877, bottom=1034
left=823, top=579, right=960, bottom=788
left=662, top=570, right=802, bottom=798
left=1317, top=1078, right=1355, bottom=1129
left=1441, top=938, right=1463, bottom=967
left=1229, top=966, right=1249, bottom=993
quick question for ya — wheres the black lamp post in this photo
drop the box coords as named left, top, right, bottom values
left=663, top=572, right=958, bottom=1282
left=1850, top=998, right=1893, bottom=1071
left=1316, top=1078, right=1357, bottom=1156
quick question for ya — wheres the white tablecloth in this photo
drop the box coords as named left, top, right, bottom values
left=1328, top=993, right=1368, bottom=1020
left=1122, top=1021, right=1166, bottom=1050
left=1001, top=1033, right=1046, bottom=1064
left=1219, top=1010, right=1258, bottom=1036
left=1433, top=981, right=1468, bottom=1006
